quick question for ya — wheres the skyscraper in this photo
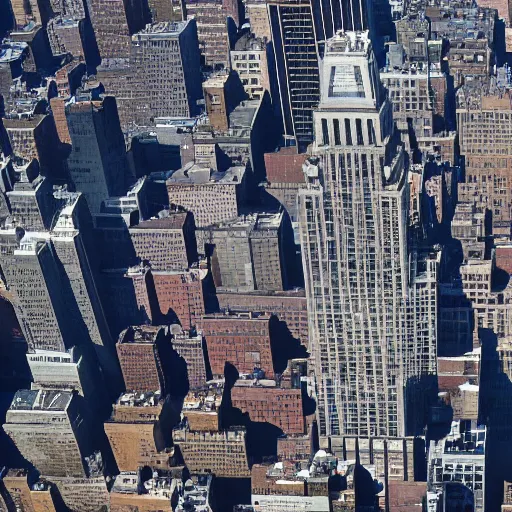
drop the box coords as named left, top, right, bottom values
left=298, top=31, right=434, bottom=438
left=65, top=96, right=129, bottom=214
left=267, top=0, right=320, bottom=149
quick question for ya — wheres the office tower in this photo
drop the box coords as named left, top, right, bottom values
left=2, top=234, right=69, bottom=352
left=86, top=0, right=147, bottom=61
left=231, top=33, right=270, bottom=101
left=98, top=20, right=203, bottom=129
left=310, top=0, right=369, bottom=41
left=3, top=390, right=94, bottom=477
left=267, top=0, right=319, bottom=149
left=3, top=113, right=64, bottom=178
left=49, top=192, right=120, bottom=386
left=166, top=163, right=247, bottom=228
left=9, top=0, right=43, bottom=28
left=200, top=312, right=275, bottom=378
left=457, top=72, right=512, bottom=236
left=298, top=31, right=428, bottom=438
left=129, top=209, right=197, bottom=272
left=5, top=158, right=56, bottom=231
left=202, top=211, right=294, bottom=292
left=183, top=0, right=239, bottom=70
left=46, top=18, right=84, bottom=59
left=66, top=96, right=128, bottom=214
left=0, top=470, right=57, bottom=512
left=428, top=421, right=486, bottom=512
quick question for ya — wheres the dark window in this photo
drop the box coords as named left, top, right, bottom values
left=334, top=118, right=341, bottom=145
left=322, top=118, right=329, bottom=145
left=345, top=119, right=352, bottom=145
left=367, top=119, right=374, bottom=144
left=356, top=119, right=364, bottom=145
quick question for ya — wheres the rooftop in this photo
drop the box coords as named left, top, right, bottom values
left=325, top=30, right=371, bottom=55
left=118, top=325, right=165, bottom=344
left=9, top=389, right=73, bottom=411
left=182, top=385, right=223, bottom=412
left=134, top=20, right=190, bottom=38
left=131, top=209, right=188, bottom=230
left=202, top=211, right=282, bottom=232
left=116, top=390, right=162, bottom=407
left=0, top=41, right=27, bottom=63
left=167, top=163, right=245, bottom=185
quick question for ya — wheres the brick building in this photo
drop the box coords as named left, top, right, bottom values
left=171, top=328, right=208, bottom=389
left=173, top=427, right=251, bottom=477
left=105, top=391, right=167, bottom=471
left=231, top=383, right=304, bottom=434
left=166, top=163, right=247, bottom=228
left=200, top=312, right=274, bottom=378
left=183, top=0, right=239, bottom=70
left=50, top=475, right=110, bottom=512
left=116, top=325, right=168, bottom=393
left=263, top=144, right=307, bottom=227
left=0, top=470, right=57, bottom=512
left=277, top=435, right=312, bottom=461
left=182, top=386, right=223, bottom=431
left=129, top=210, right=197, bottom=272
left=126, top=266, right=206, bottom=328
left=216, top=290, right=308, bottom=347
left=152, top=269, right=206, bottom=329
left=3, top=114, right=63, bottom=178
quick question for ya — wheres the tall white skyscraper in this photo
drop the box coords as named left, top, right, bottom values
left=298, top=31, right=436, bottom=438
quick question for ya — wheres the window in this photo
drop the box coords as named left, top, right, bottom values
left=322, top=118, right=329, bottom=145
left=356, top=119, right=364, bottom=145
left=367, top=119, right=374, bottom=144
left=345, top=119, right=352, bottom=145
left=334, top=119, right=341, bottom=145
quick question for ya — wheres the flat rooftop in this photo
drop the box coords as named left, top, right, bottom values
left=167, top=163, right=245, bottom=185
left=133, top=20, right=191, bottom=39
left=118, top=325, right=164, bottom=344
left=9, top=389, right=72, bottom=411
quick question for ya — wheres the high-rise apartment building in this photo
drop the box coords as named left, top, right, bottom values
left=66, top=96, right=128, bottom=214
left=298, top=31, right=435, bottom=438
